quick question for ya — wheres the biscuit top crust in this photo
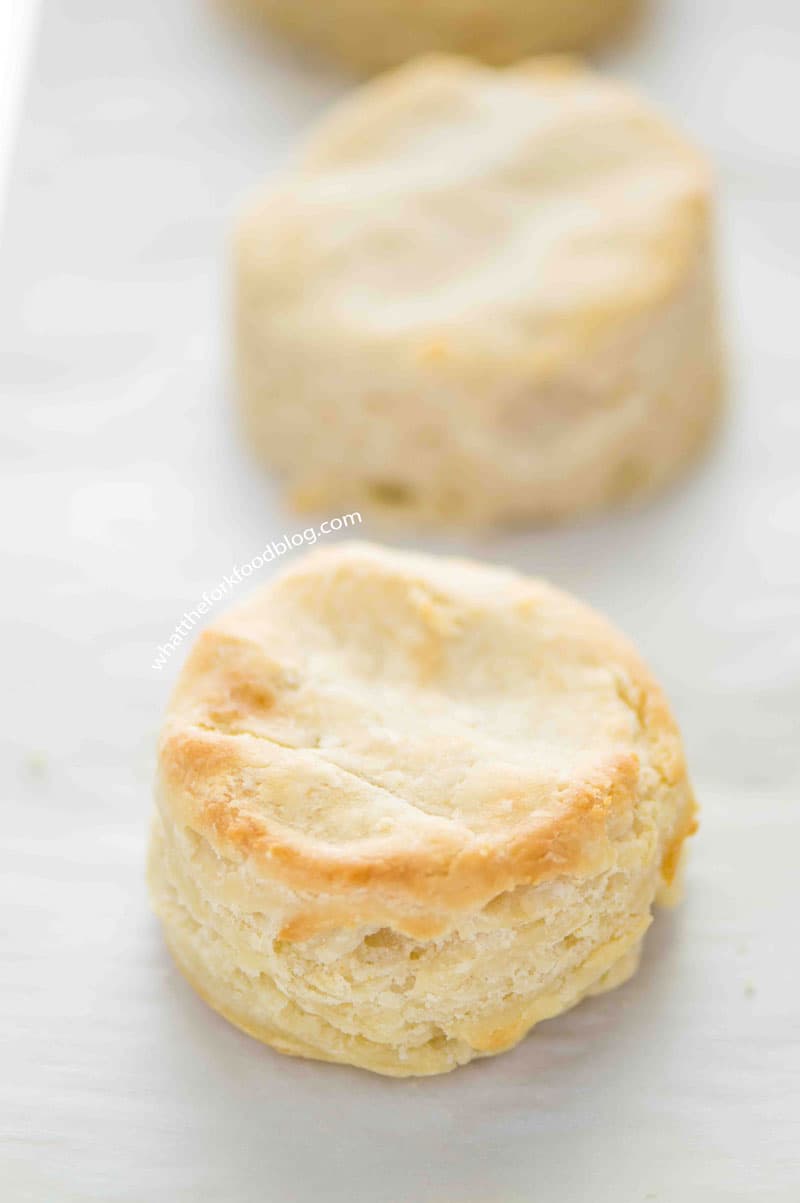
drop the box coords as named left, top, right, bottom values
left=237, top=56, right=711, bottom=366
left=158, top=543, right=693, bottom=932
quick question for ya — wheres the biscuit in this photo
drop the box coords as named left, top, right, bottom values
left=228, top=0, right=636, bottom=75
left=148, top=542, right=697, bottom=1076
left=235, top=57, right=723, bottom=528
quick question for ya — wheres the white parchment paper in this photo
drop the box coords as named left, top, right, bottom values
left=1, top=1, right=798, bottom=1199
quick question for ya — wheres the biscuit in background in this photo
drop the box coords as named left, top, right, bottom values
left=222, top=0, right=638, bottom=75
left=149, top=542, right=697, bottom=1076
left=235, top=57, right=724, bottom=529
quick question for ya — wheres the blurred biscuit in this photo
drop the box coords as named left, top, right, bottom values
left=149, top=542, right=697, bottom=1076
left=235, top=57, right=723, bottom=527
left=228, top=0, right=637, bottom=74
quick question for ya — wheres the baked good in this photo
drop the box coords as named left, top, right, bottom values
left=148, top=542, right=697, bottom=1076
left=235, top=56, right=723, bottom=528
left=228, top=0, right=637, bottom=75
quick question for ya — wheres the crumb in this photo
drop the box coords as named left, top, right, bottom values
left=744, top=981, right=756, bottom=998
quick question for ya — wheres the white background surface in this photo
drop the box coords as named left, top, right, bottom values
left=1, top=1, right=798, bottom=1200
left=0, top=2, right=39, bottom=218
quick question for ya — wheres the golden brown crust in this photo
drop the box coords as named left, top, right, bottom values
left=156, top=542, right=696, bottom=939
left=159, top=737, right=637, bottom=936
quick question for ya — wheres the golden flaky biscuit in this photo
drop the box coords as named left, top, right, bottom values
left=148, top=542, right=697, bottom=1076
left=235, top=57, right=723, bottom=528
left=228, top=0, right=637, bottom=75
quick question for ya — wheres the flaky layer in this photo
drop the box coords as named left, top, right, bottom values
left=149, top=798, right=681, bottom=1075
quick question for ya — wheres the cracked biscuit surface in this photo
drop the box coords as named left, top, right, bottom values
left=235, top=56, right=723, bottom=528
left=149, top=542, right=697, bottom=1075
